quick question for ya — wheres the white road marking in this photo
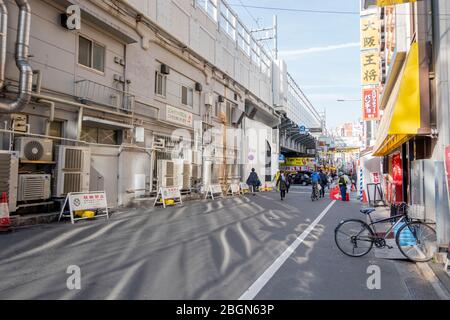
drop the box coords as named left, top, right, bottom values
left=238, top=200, right=337, bottom=300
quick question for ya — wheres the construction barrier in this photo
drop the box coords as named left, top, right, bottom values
left=226, top=184, right=241, bottom=196
left=0, top=192, right=11, bottom=232
left=330, top=186, right=350, bottom=201
left=239, top=183, right=251, bottom=194
left=205, top=184, right=224, bottom=200
left=59, top=191, right=109, bottom=224
left=154, top=187, right=183, bottom=208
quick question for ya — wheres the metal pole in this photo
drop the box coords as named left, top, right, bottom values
left=273, top=15, right=278, bottom=60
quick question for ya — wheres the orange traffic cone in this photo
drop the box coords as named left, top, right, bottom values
left=362, top=190, right=368, bottom=204
left=0, top=192, right=11, bottom=233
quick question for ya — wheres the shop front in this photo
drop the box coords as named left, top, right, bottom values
left=373, top=42, right=431, bottom=205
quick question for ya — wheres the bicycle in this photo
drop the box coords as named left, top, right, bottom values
left=311, top=183, right=320, bottom=201
left=334, top=203, right=437, bottom=262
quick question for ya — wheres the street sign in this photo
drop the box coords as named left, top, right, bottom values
left=279, top=154, right=285, bottom=163
left=299, top=126, right=306, bottom=135
left=154, top=187, right=183, bottom=208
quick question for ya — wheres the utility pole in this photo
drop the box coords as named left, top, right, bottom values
left=250, top=15, right=278, bottom=60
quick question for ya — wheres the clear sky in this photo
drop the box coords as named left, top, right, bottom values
left=229, top=0, right=362, bottom=129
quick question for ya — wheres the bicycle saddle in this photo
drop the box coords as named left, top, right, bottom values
left=360, top=208, right=376, bottom=215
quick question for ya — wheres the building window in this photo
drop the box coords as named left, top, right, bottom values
left=181, top=86, right=194, bottom=107
left=81, top=126, right=119, bottom=145
left=155, top=71, right=167, bottom=97
left=78, top=36, right=105, bottom=72
left=196, top=0, right=218, bottom=21
left=237, top=23, right=251, bottom=56
left=219, top=3, right=236, bottom=40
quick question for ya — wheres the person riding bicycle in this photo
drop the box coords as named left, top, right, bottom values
left=311, top=170, right=320, bottom=200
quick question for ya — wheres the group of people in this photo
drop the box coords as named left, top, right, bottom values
left=247, top=168, right=356, bottom=202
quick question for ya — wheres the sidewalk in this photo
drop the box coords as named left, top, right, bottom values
left=370, top=205, right=450, bottom=299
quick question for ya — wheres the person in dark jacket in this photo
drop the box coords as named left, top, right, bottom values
left=319, top=169, right=328, bottom=198
left=277, top=171, right=288, bottom=201
left=246, top=168, right=260, bottom=195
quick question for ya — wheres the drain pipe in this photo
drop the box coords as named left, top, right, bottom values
left=0, top=0, right=33, bottom=113
left=40, top=99, right=54, bottom=136
left=0, top=1, right=7, bottom=89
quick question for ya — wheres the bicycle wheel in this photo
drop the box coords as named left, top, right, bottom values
left=335, top=219, right=374, bottom=257
left=396, top=221, right=437, bottom=262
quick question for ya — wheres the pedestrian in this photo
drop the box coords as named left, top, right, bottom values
left=319, top=169, right=328, bottom=198
left=277, top=171, right=288, bottom=201
left=246, top=168, right=261, bottom=195
left=286, top=174, right=292, bottom=193
left=338, top=172, right=348, bottom=202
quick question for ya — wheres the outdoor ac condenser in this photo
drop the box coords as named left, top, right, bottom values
left=15, top=137, right=53, bottom=162
left=157, top=160, right=183, bottom=188
left=18, top=174, right=51, bottom=202
left=54, top=146, right=90, bottom=197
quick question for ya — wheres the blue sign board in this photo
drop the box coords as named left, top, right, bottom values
left=299, top=126, right=306, bottom=134
left=279, top=154, right=285, bottom=163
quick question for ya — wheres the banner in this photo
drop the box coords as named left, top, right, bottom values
left=362, top=88, right=380, bottom=120
left=377, top=0, right=416, bottom=7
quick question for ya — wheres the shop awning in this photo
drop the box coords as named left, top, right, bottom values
left=373, top=42, right=422, bottom=157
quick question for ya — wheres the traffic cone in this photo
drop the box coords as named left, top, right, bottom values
left=362, top=190, right=368, bottom=204
left=0, top=192, right=11, bottom=233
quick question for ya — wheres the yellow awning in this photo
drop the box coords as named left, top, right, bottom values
left=373, top=42, right=421, bottom=157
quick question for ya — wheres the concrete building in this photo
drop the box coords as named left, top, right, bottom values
left=0, top=0, right=322, bottom=213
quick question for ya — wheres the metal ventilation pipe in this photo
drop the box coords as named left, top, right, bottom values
left=0, top=0, right=33, bottom=113
left=0, top=1, right=7, bottom=89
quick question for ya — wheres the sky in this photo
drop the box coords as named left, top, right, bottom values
left=229, top=0, right=362, bottom=129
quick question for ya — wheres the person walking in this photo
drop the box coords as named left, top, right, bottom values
left=319, top=169, right=328, bottom=198
left=286, top=174, right=292, bottom=193
left=277, top=171, right=288, bottom=201
left=246, top=168, right=261, bottom=195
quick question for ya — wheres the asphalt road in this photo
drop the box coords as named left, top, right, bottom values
left=0, top=186, right=440, bottom=300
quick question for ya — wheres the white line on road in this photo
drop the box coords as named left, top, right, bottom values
left=238, top=200, right=337, bottom=300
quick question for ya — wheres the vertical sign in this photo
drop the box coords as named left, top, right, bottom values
left=444, top=147, right=450, bottom=202
left=362, top=88, right=380, bottom=120
left=360, top=16, right=380, bottom=51
left=361, top=52, right=381, bottom=86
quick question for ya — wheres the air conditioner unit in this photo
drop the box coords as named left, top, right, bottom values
left=54, top=146, right=90, bottom=197
left=157, top=160, right=183, bottom=188
left=218, top=95, right=225, bottom=103
left=195, top=82, right=203, bottom=92
left=15, top=137, right=53, bottom=162
left=160, top=63, right=170, bottom=75
left=18, top=174, right=51, bottom=202
left=183, top=162, right=192, bottom=189
left=0, top=151, right=19, bottom=212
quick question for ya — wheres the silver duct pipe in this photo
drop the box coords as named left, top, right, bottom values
left=0, top=1, right=7, bottom=88
left=0, top=0, right=33, bottom=113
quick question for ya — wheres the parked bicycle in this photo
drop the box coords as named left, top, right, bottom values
left=334, top=203, right=437, bottom=262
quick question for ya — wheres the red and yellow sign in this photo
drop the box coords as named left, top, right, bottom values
left=362, top=88, right=380, bottom=120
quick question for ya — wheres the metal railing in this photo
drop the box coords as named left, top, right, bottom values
left=74, top=79, right=135, bottom=113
